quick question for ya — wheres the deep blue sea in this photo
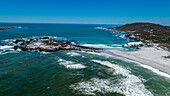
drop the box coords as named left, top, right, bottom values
left=0, top=23, right=170, bottom=96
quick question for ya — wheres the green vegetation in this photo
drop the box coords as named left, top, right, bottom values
left=107, top=23, right=170, bottom=51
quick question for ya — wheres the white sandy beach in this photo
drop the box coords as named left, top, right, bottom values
left=105, top=46, right=170, bottom=75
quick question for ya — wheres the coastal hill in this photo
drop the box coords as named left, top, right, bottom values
left=108, top=23, right=170, bottom=31
left=106, top=23, right=170, bottom=51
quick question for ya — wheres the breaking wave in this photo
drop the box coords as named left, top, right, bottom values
left=67, top=52, right=81, bottom=56
left=0, top=45, right=13, bottom=50
left=81, top=44, right=115, bottom=49
left=70, top=60, right=153, bottom=96
left=58, top=59, right=86, bottom=69
left=0, top=45, right=19, bottom=55
left=85, top=50, right=170, bottom=79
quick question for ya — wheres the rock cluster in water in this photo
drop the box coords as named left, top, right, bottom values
left=11, top=37, right=102, bottom=53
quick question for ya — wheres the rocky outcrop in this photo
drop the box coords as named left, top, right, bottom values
left=11, top=37, right=102, bottom=53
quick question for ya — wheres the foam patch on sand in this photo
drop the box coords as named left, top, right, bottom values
left=70, top=60, right=153, bottom=96
left=58, top=59, right=86, bottom=69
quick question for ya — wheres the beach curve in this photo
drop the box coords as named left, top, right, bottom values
left=103, top=47, right=170, bottom=78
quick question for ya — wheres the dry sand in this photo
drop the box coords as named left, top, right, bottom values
left=104, top=46, right=170, bottom=77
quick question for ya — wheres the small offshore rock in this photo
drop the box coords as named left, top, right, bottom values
left=39, top=37, right=49, bottom=39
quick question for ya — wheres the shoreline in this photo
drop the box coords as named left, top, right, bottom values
left=103, top=46, right=170, bottom=78
left=100, top=23, right=170, bottom=77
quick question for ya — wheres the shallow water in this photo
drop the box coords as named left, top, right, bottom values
left=0, top=23, right=170, bottom=96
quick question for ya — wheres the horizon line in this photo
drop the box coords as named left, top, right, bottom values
left=0, top=21, right=123, bottom=25
left=0, top=21, right=169, bottom=26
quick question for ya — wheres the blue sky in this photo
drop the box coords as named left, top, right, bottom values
left=0, top=0, right=170, bottom=25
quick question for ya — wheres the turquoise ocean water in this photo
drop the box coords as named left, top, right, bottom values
left=0, top=23, right=170, bottom=96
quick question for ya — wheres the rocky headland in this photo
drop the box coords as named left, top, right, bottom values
left=104, top=23, right=170, bottom=75
left=11, top=37, right=102, bottom=53
left=106, top=23, right=170, bottom=51
left=0, top=27, right=19, bottom=30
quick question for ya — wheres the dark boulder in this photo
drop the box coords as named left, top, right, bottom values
left=20, top=47, right=28, bottom=51
left=39, top=37, right=49, bottom=39
left=12, top=39, right=25, bottom=44
left=38, top=48, right=57, bottom=52
left=29, top=39, right=34, bottom=41
left=13, top=46, right=19, bottom=50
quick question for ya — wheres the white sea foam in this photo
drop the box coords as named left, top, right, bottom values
left=0, top=45, right=13, bottom=49
left=108, top=54, right=170, bottom=79
left=94, top=27, right=106, bottom=30
left=84, top=51, right=102, bottom=56
left=139, top=64, right=170, bottom=78
left=92, top=60, right=130, bottom=76
left=70, top=60, right=153, bottom=96
left=0, top=45, right=22, bottom=55
left=40, top=51, right=50, bottom=54
left=123, top=58, right=170, bottom=78
left=0, top=45, right=14, bottom=55
left=86, top=50, right=170, bottom=79
left=94, top=27, right=113, bottom=31
left=114, top=47, right=122, bottom=49
left=58, top=59, right=63, bottom=62
left=81, top=44, right=114, bottom=49
left=65, top=64, right=86, bottom=69
left=1, top=35, right=68, bottom=43
left=0, top=50, right=18, bottom=55
left=18, top=26, right=22, bottom=28
left=1, top=39, right=12, bottom=42
left=67, top=52, right=80, bottom=56
left=119, top=34, right=125, bottom=38
left=110, top=44, right=122, bottom=47
left=58, top=59, right=86, bottom=69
